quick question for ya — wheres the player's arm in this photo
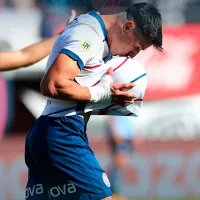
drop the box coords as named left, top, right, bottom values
left=41, top=51, right=136, bottom=103
left=0, top=36, right=58, bottom=71
left=41, top=25, right=136, bottom=103
left=41, top=53, right=91, bottom=101
left=0, top=9, right=77, bottom=72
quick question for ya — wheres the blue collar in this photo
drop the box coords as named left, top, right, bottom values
left=89, top=11, right=108, bottom=42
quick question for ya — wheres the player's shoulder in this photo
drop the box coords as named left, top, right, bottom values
left=64, top=12, right=104, bottom=38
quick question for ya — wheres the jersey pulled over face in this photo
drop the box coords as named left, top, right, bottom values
left=89, top=57, right=147, bottom=117
left=42, top=11, right=147, bottom=117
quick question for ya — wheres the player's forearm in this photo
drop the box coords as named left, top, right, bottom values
left=0, top=51, right=23, bottom=71
left=0, top=36, right=58, bottom=71
left=41, top=78, right=91, bottom=102
left=21, top=36, right=58, bottom=67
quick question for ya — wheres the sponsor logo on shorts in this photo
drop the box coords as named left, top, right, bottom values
left=81, top=41, right=92, bottom=51
left=25, top=183, right=76, bottom=199
left=102, top=172, right=111, bottom=188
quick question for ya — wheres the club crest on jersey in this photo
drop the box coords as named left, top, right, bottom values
left=81, top=41, right=91, bottom=51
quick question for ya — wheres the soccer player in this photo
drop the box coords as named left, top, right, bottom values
left=26, top=3, right=163, bottom=200
left=25, top=3, right=162, bottom=200
left=24, top=3, right=162, bottom=200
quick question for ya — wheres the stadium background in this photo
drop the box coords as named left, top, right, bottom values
left=1, top=0, right=200, bottom=199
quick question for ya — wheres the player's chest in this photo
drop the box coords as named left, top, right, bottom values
left=75, top=42, right=112, bottom=86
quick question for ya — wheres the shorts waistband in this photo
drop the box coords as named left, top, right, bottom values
left=41, top=114, right=85, bottom=126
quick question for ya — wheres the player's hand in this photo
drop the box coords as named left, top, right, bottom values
left=107, top=68, right=136, bottom=105
left=89, top=68, right=136, bottom=104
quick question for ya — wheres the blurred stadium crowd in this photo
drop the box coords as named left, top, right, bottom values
left=0, top=0, right=200, bottom=200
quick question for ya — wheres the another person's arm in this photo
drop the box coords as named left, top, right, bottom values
left=0, top=9, right=77, bottom=72
left=0, top=36, right=58, bottom=71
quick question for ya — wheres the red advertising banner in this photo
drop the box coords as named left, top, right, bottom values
left=136, top=24, right=200, bottom=100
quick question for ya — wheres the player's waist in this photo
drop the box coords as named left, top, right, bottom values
left=41, top=98, right=106, bottom=117
left=41, top=98, right=141, bottom=117
left=42, top=98, right=81, bottom=117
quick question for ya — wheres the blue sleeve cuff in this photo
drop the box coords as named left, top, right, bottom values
left=60, top=49, right=84, bottom=69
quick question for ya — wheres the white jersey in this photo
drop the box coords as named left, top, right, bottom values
left=90, top=57, right=147, bottom=117
left=42, top=11, right=147, bottom=117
